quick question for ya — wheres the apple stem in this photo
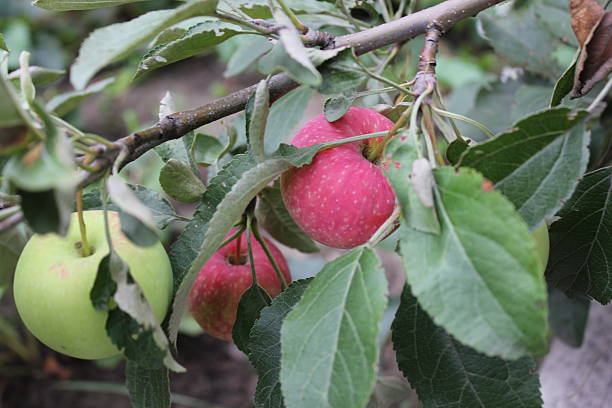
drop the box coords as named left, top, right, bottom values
left=367, top=103, right=413, bottom=162
left=76, top=190, right=92, bottom=257
left=235, top=233, right=242, bottom=265
left=252, top=218, right=288, bottom=290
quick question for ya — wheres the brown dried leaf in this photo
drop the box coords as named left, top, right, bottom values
left=570, top=0, right=605, bottom=46
left=0, top=125, right=29, bottom=154
left=572, top=11, right=612, bottom=97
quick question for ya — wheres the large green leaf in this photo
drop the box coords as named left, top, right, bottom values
left=125, top=359, right=170, bottom=408
left=479, top=8, right=561, bottom=78
left=134, top=19, right=245, bottom=79
left=70, top=0, right=217, bottom=89
left=224, top=35, right=272, bottom=77
left=459, top=108, right=589, bottom=230
left=232, top=283, right=271, bottom=354
left=255, top=183, right=319, bottom=253
left=546, top=167, right=612, bottom=305
left=33, top=0, right=145, bottom=11
left=392, top=285, right=543, bottom=408
left=248, top=279, right=311, bottom=408
left=399, top=167, right=548, bottom=359
left=280, top=247, right=387, bottom=408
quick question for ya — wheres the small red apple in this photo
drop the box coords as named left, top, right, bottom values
left=187, top=229, right=292, bottom=341
left=281, top=107, right=396, bottom=249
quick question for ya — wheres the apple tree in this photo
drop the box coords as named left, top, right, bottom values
left=0, top=0, right=611, bottom=407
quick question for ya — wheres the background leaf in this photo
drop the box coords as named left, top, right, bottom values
left=46, top=77, right=115, bottom=116
left=159, top=159, right=206, bottom=203
left=232, top=283, right=271, bottom=354
left=280, top=247, right=387, bottom=408
left=125, top=359, right=170, bottom=408
left=70, top=0, right=217, bottom=89
left=33, top=0, right=146, bottom=11
left=547, top=287, right=590, bottom=347
left=459, top=108, right=589, bottom=230
left=392, top=285, right=543, bottom=408
left=399, top=167, right=548, bottom=359
left=546, top=167, right=612, bottom=304
left=263, top=86, right=313, bottom=154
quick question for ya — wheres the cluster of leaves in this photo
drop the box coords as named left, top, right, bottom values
left=1, top=0, right=611, bottom=408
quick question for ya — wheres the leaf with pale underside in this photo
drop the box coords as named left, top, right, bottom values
left=459, top=108, right=589, bottom=230
left=280, top=247, right=387, bottom=408
left=546, top=167, right=612, bottom=305
left=70, top=0, right=218, bottom=90
left=399, top=167, right=548, bottom=359
left=392, top=285, right=543, bottom=408
left=33, top=0, right=145, bottom=11
left=47, top=77, right=115, bottom=116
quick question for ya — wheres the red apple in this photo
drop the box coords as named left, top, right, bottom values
left=281, top=107, right=396, bottom=249
left=187, top=229, right=292, bottom=341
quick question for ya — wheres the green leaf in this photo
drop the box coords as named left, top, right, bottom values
left=324, top=95, right=351, bottom=122
left=159, top=158, right=206, bottom=203
left=232, top=283, right=271, bottom=354
left=70, top=0, right=218, bottom=89
left=224, top=35, right=272, bottom=77
left=399, top=167, right=548, bottom=359
left=547, top=288, right=590, bottom=347
left=18, top=52, right=35, bottom=105
left=248, top=279, right=311, bottom=408
left=280, top=247, right=387, bottom=408
left=259, top=42, right=320, bottom=87
left=550, top=57, right=578, bottom=107
left=218, top=0, right=339, bottom=18
left=0, top=61, right=24, bottom=127
left=90, top=253, right=118, bottom=311
left=191, top=133, right=224, bottom=166
left=546, top=167, right=612, bottom=304
left=459, top=108, right=589, bottom=230
left=392, top=285, right=543, bottom=408
left=134, top=19, right=244, bottom=79
left=255, top=183, right=319, bottom=253
left=0, top=33, right=8, bottom=52
left=479, top=9, right=561, bottom=78
left=126, top=361, right=170, bottom=408
left=384, top=135, right=439, bottom=234
left=264, top=86, right=313, bottom=154
left=82, top=184, right=178, bottom=229
left=9, top=66, right=66, bottom=87
left=247, top=80, right=270, bottom=160
left=33, top=0, right=146, bottom=11
left=317, top=48, right=365, bottom=95
left=46, top=77, right=115, bottom=116
left=445, top=138, right=470, bottom=165
left=107, top=175, right=159, bottom=247
left=0, top=224, right=27, bottom=289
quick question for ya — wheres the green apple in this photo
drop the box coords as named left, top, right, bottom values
left=533, top=223, right=550, bottom=269
left=13, top=210, right=172, bottom=360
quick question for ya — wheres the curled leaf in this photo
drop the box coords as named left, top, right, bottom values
left=572, top=11, right=612, bottom=97
left=570, top=0, right=604, bottom=46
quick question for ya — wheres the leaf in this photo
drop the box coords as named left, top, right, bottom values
left=70, top=0, right=218, bottom=89
left=0, top=33, right=7, bottom=51
left=324, top=95, right=351, bottom=122
left=0, top=62, right=24, bottom=127
left=232, top=283, right=271, bottom=354
left=46, top=77, right=115, bottom=116
left=247, top=80, right=270, bottom=160
left=125, top=361, right=170, bottom=408
left=459, top=108, right=589, bottom=230
left=224, top=35, right=273, bottom=78
left=280, top=247, right=387, bottom=408
left=248, top=279, right=311, bottom=408
left=107, top=175, right=159, bottom=247
left=392, top=285, right=543, bottom=408
left=18, top=52, right=35, bottom=105
left=384, top=135, right=439, bottom=234
left=445, top=138, right=470, bottom=165
left=159, top=158, right=206, bottom=203
left=479, top=10, right=561, bottom=78
left=570, top=0, right=604, bottom=46
left=546, top=167, right=612, bottom=304
left=547, top=287, right=590, bottom=347
left=167, top=144, right=323, bottom=342
left=255, top=183, right=319, bottom=253
left=90, top=253, right=118, bottom=312
left=572, top=11, right=612, bottom=97
left=550, top=56, right=578, bottom=107
left=33, top=0, right=146, bottom=11
left=366, top=377, right=412, bottom=408
left=263, top=86, right=313, bottom=154
left=399, top=167, right=548, bottom=359
left=191, top=133, right=224, bottom=166
left=134, top=19, right=245, bottom=79
left=0, top=224, right=27, bottom=289
left=317, top=48, right=364, bottom=95
left=9, top=66, right=65, bottom=87
left=82, top=184, right=178, bottom=229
